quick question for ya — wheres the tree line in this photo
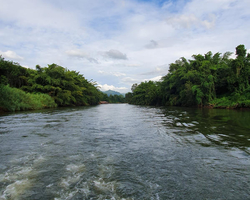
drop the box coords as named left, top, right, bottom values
left=0, top=57, right=117, bottom=111
left=101, top=93, right=125, bottom=103
left=2, top=44, right=248, bottom=111
left=125, top=45, right=250, bottom=108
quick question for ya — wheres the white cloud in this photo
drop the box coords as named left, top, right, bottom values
left=0, top=0, right=249, bottom=93
left=0, top=50, right=24, bottom=60
left=66, top=50, right=89, bottom=58
left=0, top=0, right=79, bottom=30
left=98, top=70, right=126, bottom=77
left=98, top=83, right=128, bottom=93
left=184, top=0, right=238, bottom=16
left=66, top=50, right=98, bottom=63
left=141, top=64, right=169, bottom=76
left=143, top=76, right=162, bottom=82
left=166, top=14, right=216, bottom=29
left=121, top=77, right=140, bottom=85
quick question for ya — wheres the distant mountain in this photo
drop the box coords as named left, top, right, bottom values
left=102, top=90, right=124, bottom=96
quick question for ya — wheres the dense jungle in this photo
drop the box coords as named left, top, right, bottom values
left=125, top=45, right=250, bottom=109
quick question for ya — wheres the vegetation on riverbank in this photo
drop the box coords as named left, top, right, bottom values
left=100, top=90, right=125, bottom=103
left=100, top=93, right=125, bottom=103
left=2, top=44, right=249, bottom=111
left=0, top=84, right=57, bottom=112
left=0, top=57, right=105, bottom=112
left=125, top=45, right=250, bottom=109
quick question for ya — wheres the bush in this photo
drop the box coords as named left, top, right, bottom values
left=238, top=100, right=250, bottom=108
left=0, top=84, right=57, bottom=112
left=211, top=97, right=237, bottom=108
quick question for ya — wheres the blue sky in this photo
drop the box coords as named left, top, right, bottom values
left=0, top=0, right=249, bottom=93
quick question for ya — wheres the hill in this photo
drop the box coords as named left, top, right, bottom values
left=102, top=90, right=124, bottom=96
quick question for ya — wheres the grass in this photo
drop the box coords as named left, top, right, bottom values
left=0, top=84, right=57, bottom=112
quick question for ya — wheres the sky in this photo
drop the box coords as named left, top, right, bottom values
left=0, top=0, right=249, bottom=93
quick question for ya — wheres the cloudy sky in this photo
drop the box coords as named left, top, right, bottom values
left=0, top=0, right=249, bottom=93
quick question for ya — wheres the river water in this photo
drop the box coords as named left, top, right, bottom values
left=0, top=104, right=249, bottom=200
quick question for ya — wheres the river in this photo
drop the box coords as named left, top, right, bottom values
left=0, top=104, right=249, bottom=200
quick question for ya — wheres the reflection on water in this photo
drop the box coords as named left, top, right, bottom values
left=161, top=107, right=250, bottom=153
left=0, top=105, right=249, bottom=200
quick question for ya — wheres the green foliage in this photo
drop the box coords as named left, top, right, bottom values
left=108, top=94, right=125, bottom=103
left=211, top=97, right=237, bottom=108
left=0, top=84, right=57, bottom=112
left=125, top=92, right=133, bottom=103
left=0, top=57, right=103, bottom=111
left=126, top=44, right=250, bottom=109
left=127, top=81, right=160, bottom=105
left=99, top=92, right=125, bottom=103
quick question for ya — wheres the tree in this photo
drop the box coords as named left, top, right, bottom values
left=0, top=57, right=103, bottom=108
left=131, top=83, right=138, bottom=93
left=127, top=45, right=250, bottom=108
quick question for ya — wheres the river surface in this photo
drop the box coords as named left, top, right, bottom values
left=0, top=104, right=249, bottom=200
